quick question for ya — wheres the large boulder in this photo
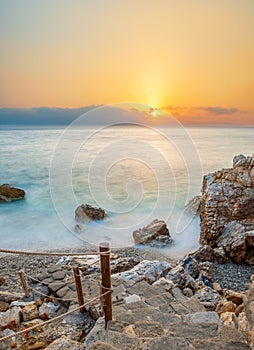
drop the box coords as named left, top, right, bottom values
left=199, top=154, right=254, bottom=263
left=0, top=184, right=25, bottom=202
left=75, top=204, right=108, bottom=222
left=132, top=219, right=173, bottom=246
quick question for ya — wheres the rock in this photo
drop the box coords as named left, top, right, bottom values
left=184, top=195, right=201, bottom=215
left=0, top=291, right=23, bottom=303
left=112, top=260, right=171, bottom=284
left=213, top=282, right=222, bottom=294
left=190, top=245, right=215, bottom=262
left=21, top=303, right=39, bottom=321
left=0, top=184, right=25, bottom=202
left=233, top=154, right=248, bottom=168
left=216, top=301, right=236, bottom=316
left=182, top=256, right=200, bottom=279
left=166, top=265, right=197, bottom=291
left=0, top=302, right=9, bottom=312
left=48, top=281, right=66, bottom=293
left=217, top=221, right=246, bottom=263
left=132, top=219, right=173, bottom=246
left=224, top=289, right=245, bottom=306
left=46, top=336, right=85, bottom=349
left=213, top=247, right=228, bottom=263
left=194, top=287, right=223, bottom=311
left=74, top=224, right=84, bottom=233
left=245, top=231, right=254, bottom=246
left=0, top=306, right=21, bottom=331
left=39, top=302, right=60, bottom=320
left=199, top=154, right=254, bottom=264
left=152, top=278, right=174, bottom=292
left=75, top=204, right=107, bottom=222
left=124, top=294, right=141, bottom=304
left=183, top=288, right=193, bottom=297
left=245, top=250, right=254, bottom=265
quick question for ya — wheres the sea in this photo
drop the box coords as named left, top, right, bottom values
left=0, top=125, right=253, bottom=257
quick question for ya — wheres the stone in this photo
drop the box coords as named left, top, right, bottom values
left=132, top=219, right=173, bottom=246
left=245, top=230, right=254, bottom=246
left=52, top=270, right=66, bottom=280
left=0, top=184, right=25, bottom=202
left=224, top=289, right=244, bottom=306
left=216, top=301, right=236, bottom=316
left=133, top=320, right=165, bottom=337
left=124, top=294, right=141, bottom=304
left=213, top=247, right=228, bottom=263
left=213, top=282, right=222, bottom=294
left=75, top=204, right=107, bottom=222
left=0, top=302, right=9, bottom=312
left=245, top=250, right=254, bottom=265
left=182, top=256, right=200, bottom=278
left=112, top=260, right=171, bottom=284
left=45, top=335, right=85, bottom=349
left=0, top=306, right=21, bottom=331
left=33, top=283, right=50, bottom=300
left=152, top=277, right=174, bottom=291
left=39, top=302, right=60, bottom=320
left=88, top=341, right=118, bottom=350
left=193, top=286, right=223, bottom=311
left=190, top=245, right=215, bottom=262
left=199, top=154, right=254, bottom=264
left=48, top=281, right=66, bottom=292
left=217, top=221, right=246, bottom=263
left=0, top=291, right=23, bottom=303
left=166, top=265, right=197, bottom=291
left=21, top=303, right=39, bottom=321
left=182, top=287, right=193, bottom=297
left=184, top=195, right=201, bottom=215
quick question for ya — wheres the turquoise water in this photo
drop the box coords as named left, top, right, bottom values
left=0, top=125, right=253, bottom=256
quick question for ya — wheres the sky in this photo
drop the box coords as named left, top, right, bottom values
left=0, top=0, right=254, bottom=125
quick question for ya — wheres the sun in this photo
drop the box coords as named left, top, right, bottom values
left=151, top=110, right=159, bottom=118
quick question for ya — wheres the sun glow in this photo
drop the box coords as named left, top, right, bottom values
left=151, top=110, right=159, bottom=118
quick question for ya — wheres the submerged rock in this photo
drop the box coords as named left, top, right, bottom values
left=75, top=204, right=108, bottom=222
left=132, top=219, right=173, bottom=247
left=0, top=184, right=25, bottom=202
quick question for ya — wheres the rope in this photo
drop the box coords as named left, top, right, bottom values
left=0, top=248, right=110, bottom=256
left=0, top=291, right=110, bottom=343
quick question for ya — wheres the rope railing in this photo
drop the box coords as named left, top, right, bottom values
left=0, top=248, right=110, bottom=256
left=0, top=242, right=113, bottom=343
left=0, top=290, right=111, bottom=343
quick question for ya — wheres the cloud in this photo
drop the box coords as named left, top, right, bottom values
left=163, top=105, right=244, bottom=116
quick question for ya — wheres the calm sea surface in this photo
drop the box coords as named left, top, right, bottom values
left=0, top=126, right=253, bottom=257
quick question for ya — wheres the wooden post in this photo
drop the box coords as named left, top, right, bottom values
left=19, top=271, right=30, bottom=298
left=100, top=242, right=112, bottom=328
left=73, top=266, right=85, bottom=313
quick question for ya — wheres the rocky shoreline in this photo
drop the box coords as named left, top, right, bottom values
left=1, top=154, right=254, bottom=349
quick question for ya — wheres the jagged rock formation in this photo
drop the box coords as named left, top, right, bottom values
left=185, top=196, right=201, bottom=216
left=75, top=204, right=108, bottom=223
left=133, top=219, right=173, bottom=247
left=0, top=184, right=25, bottom=202
left=200, top=154, right=254, bottom=263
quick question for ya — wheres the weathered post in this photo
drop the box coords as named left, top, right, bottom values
left=19, top=271, right=30, bottom=298
left=99, top=242, right=112, bottom=328
left=73, top=266, right=85, bottom=313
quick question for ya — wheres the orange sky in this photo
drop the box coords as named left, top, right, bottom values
left=0, top=0, right=254, bottom=124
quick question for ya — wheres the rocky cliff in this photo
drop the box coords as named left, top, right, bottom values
left=199, top=154, right=254, bottom=263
